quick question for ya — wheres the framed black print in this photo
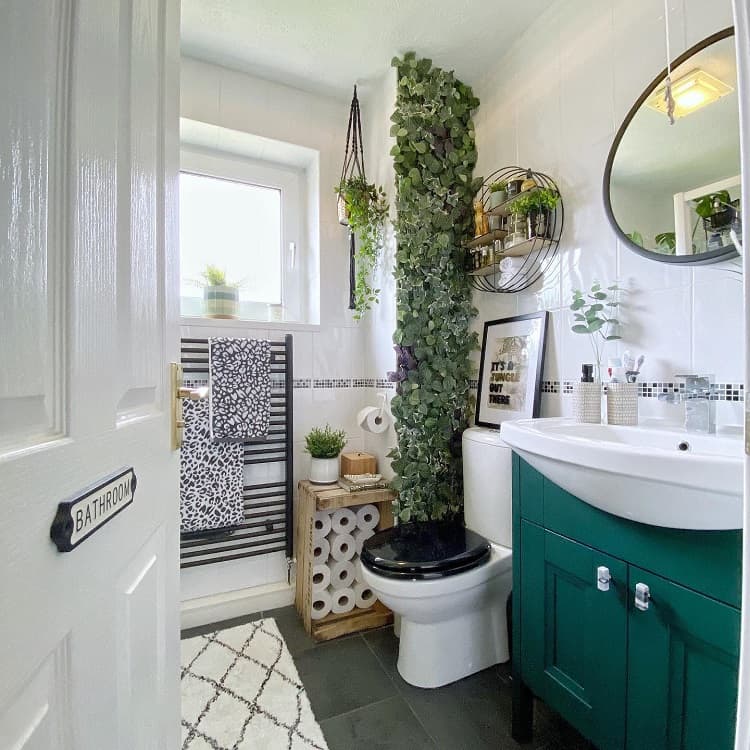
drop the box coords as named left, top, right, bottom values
left=475, top=311, right=549, bottom=428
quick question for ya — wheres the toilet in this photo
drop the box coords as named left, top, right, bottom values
left=360, top=426, right=513, bottom=688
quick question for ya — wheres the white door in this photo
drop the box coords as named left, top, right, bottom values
left=0, top=0, right=180, bottom=748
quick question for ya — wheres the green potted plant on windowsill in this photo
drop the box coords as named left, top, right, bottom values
left=511, top=187, right=560, bottom=239
left=488, top=181, right=508, bottom=210
left=305, top=424, right=347, bottom=485
left=335, top=176, right=389, bottom=320
left=194, top=265, right=241, bottom=319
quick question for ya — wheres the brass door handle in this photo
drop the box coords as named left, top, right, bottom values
left=178, top=386, right=209, bottom=400
left=170, top=363, right=208, bottom=450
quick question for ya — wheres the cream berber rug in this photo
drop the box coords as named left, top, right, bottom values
left=181, top=619, right=328, bottom=749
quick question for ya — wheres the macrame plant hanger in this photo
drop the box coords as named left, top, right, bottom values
left=338, top=85, right=366, bottom=310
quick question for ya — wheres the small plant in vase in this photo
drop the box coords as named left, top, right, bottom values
left=335, top=176, right=389, bottom=320
left=194, top=265, right=241, bottom=319
left=570, top=282, right=622, bottom=383
left=511, top=187, right=560, bottom=239
left=488, top=181, right=508, bottom=209
left=305, top=425, right=347, bottom=485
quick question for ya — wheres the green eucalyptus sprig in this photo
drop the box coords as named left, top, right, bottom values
left=570, top=282, right=621, bottom=382
left=387, top=52, right=480, bottom=523
left=336, top=176, right=389, bottom=319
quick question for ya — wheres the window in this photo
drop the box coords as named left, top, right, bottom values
left=180, top=173, right=282, bottom=314
left=179, top=146, right=312, bottom=324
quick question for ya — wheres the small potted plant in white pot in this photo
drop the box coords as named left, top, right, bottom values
left=198, top=265, right=240, bottom=319
left=305, top=425, right=347, bottom=484
left=488, top=181, right=508, bottom=210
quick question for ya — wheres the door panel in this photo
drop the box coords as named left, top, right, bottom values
left=0, top=639, right=71, bottom=749
left=117, top=0, right=163, bottom=421
left=627, top=566, right=740, bottom=750
left=1, top=0, right=180, bottom=747
left=0, top=0, right=69, bottom=453
left=520, top=523, right=628, bottom=750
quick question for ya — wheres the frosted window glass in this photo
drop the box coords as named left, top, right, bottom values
left=179, top=172, right=282, bottom=313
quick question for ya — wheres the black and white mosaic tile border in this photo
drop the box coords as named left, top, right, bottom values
left=529, top=380, right=743, bottom=402
left=289, top=378, right=395, bottom=390
left=197, top=375, right=743, bottom=401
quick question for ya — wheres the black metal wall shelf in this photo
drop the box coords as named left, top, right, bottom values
left=179, top=334, right=294, bottom=569
left=466, top=167, right=564, bottom=293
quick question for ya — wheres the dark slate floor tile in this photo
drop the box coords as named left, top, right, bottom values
left=395, top=665, right=516, bottom=750
left=321, top=696, right=437, bottom=750
left=362, top=625, right=400, bottom=678
left=294, top=635, right=396, bottom=721
left=180, top=611, right=262, bottom=640
left=264, top=605, right=320, bottom=656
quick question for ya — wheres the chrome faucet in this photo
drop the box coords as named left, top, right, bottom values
left=658, top=374, right=715, bottom=434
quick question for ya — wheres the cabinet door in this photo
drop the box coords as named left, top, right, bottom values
left=520, top=522, right=628, bottom=750
left=627, top=566, right=740, bottom=750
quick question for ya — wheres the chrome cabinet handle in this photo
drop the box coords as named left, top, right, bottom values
left=634, top=582, right=651, bottom=611
left=597, top=566, right=612, bottom=592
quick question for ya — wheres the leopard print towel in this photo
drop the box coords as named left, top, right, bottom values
left=209, top=337, right=271, bottom=442
left=180, top=397, right=244, bottom=533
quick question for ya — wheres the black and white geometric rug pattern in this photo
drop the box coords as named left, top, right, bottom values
left=181, top=619, right=328, bottom=750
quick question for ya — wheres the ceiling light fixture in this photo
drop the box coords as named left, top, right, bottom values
left=647, top=68, right=734, bottom=119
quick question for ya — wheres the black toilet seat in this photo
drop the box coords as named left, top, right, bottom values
left=360, top=521, right=491, bottom=580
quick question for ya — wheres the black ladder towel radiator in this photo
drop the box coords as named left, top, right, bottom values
left=178, top=334, right=294, bottom=569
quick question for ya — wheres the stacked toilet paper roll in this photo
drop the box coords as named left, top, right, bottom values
left=308, top=504, right=382, bottom=619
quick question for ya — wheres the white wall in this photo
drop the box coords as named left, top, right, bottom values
left=471, top=0, right=744, bottom=427
left=360, top=68, right=400, bottom=478
left=179, top=58, right=388, bottom=604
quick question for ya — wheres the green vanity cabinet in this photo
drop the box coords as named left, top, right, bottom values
left=512, top=455, right=742, bottom=750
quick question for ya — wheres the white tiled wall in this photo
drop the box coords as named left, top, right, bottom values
left=471, top=0, right=744, bottom=427
left=179, top=60, right=384, bottom=600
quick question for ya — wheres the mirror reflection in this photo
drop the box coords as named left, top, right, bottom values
left=607, top=31, right=741, bottom=260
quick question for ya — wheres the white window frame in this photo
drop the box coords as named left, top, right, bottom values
left=179, top=146, right=307, bottom=324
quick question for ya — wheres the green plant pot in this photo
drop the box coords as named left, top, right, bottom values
left=489, top=190, right=507, bottom=209
left=204, top=285, right=239, bottom=319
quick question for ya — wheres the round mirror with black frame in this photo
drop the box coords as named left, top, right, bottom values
left=603, top=27, right=741, bottom=265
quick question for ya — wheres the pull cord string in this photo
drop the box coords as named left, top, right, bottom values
left=663, top=0, right=675, bottom=124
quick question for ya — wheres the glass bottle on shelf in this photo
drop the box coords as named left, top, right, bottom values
left=473, top=201, right=485, bottom=238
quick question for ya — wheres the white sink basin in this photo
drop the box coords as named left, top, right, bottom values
left=500, top=418, right=744, bottom=530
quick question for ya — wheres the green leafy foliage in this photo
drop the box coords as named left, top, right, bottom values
left=194, top=265, right=240, bottom=288
left=654, top=232, right=676, bottom=253
left=626, top=230, right=644, bottom=248
left=508, top=187, right=559, bottom=217
left=304, top=425, right=347, bottom=459
left=387, top=52, right=480, bottom=523
left=694, top=190, right=731, bottom=219
left=336, top=176, right=389, bottom=319
left=489, top=181, right=507, bottom=193
left=570, top=282, right=621, bottom=381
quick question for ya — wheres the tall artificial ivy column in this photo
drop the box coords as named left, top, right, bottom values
left=388, top=53, right=481, bottom=522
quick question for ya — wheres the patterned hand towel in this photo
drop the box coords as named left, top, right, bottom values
left=180, top=398, right=245, bottom=533
left=209, top=337, right=271, bottom=442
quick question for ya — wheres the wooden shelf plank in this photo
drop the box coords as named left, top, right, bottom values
left=310, top=600, right=393, bottom=642
left=465, top=228, right=507, bottom=249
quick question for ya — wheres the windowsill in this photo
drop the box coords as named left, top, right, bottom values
left=180, top=316, right=321, bottom=332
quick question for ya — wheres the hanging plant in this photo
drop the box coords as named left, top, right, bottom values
left=387, top=52, right=481, bottom=523
left=336, top=87, right=389, bottom=320
left=335, top=176, right=388, bottom=319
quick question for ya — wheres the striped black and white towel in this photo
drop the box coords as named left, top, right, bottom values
left=209, top=337, right=271, bottom=442
left=179, top=397, right=244, bottom=533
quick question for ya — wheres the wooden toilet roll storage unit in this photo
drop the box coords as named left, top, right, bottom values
left=295, top=481, right=396, bottom=641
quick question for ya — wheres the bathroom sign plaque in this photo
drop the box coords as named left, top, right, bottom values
left=50, top=467, right=137, bottom=552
